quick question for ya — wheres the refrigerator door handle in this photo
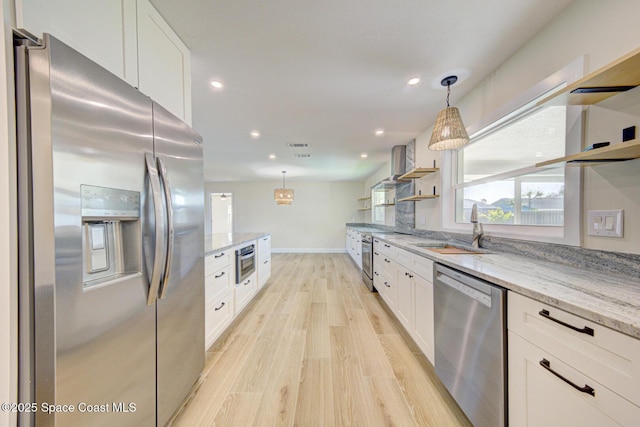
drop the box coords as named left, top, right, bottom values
left=146, top=153, right=167, bottom=305
left=157, top=156, right=174, bottom=299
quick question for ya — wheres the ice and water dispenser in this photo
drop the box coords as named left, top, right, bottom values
left=81, top=185, right=142, bottom=288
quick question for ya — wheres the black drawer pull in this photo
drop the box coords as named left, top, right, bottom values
left=244, top=279, right=251, bottom=285
left=539, top=358, right=595, bottom=396
left=214, top=272, right=225, bottom=279
left=374, top=251, right=379, bottom=255
left=264, top=260, right=269, bottom=264
left=214, top=252, right=225, bottom=258
left=384, top=281, right=390, bottom=288
left=539, top=309, right=594, bottom=336
left=214, top=302, right=225, bottom=311
left=384, top=258, right=390, bottom=263
left=374, top=271, right=379, bottom=276
left=384, top=244, right=391, bottom=248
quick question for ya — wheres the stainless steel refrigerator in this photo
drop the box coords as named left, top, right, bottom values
left=15, top=33, right=204, bottom=426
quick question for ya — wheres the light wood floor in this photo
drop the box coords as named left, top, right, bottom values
left=172, top=253, right=471, bottom=427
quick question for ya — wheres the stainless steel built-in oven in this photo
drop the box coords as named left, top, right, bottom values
left=236, top=244, right=256, bottom=283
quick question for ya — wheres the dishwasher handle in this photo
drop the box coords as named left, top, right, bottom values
left=436, top=272, right=492, bottom=307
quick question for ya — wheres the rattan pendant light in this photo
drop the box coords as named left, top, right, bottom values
left=428, top=75, right=470, bottom=151
left=274, top=171, right=294, bottom=205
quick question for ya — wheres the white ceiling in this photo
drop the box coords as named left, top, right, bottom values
left=150, top=0, right=575, bottom=182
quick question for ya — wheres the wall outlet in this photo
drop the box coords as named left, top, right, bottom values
left=419, top=215, right=427, bottom=225
left=587, top=209, right=623, bottom=237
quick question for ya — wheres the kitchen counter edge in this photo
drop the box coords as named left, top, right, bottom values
left=205, top=232, right=270, bottom=256
left=371, top=233, right=640, bottom=340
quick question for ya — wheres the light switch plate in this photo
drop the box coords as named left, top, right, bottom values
left=587, top=209, right=623, bottom=237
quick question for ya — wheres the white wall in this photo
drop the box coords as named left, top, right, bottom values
left=1, top=0, right=17, bottom=425
left=402, top=0, right=640, bottom=255
left=206, top=181, right=362, bottom=252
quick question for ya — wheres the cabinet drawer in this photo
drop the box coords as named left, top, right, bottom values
left=509, top=331, right=640, bottom=427
left=258, top=254, right=271, bottom=288
left=258, top=235, right=271, bottom=255
left=235, top=273, right=257, bottom=314
left=205, top=265, right=232, bottom=303
left=206, top=250, right=232, bottom=275
left=374, top=239, right=396, bottom=259
left=205, top=289, right=233, bottom=349
left=509, top=292, right=640, bottom=406
left=395, top=247, right=433, bottom=281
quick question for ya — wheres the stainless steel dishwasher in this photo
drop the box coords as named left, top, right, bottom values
left=433, top=263, right=507, bottom=427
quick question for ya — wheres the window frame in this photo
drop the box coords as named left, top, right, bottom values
left=441, top=57, right=585, bottom=245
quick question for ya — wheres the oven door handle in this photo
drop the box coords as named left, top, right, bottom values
left=239, top=252, right=255, bottom=260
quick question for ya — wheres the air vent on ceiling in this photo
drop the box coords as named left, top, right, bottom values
left=288, top=143, right=310, bottom=148
left=295, top=153, right=312, bottom=158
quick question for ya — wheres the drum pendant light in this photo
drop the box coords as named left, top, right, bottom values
left=274, top=171, right=294, bottom=205
left=428, top=76, right=470, bottom=151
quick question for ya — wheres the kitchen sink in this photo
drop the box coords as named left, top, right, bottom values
left=411, top=242, right=485, bottom=254
left=411, top=242, right=447, bottom=248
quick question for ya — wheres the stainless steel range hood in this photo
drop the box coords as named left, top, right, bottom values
left=375, top=145, right=407, bottom=186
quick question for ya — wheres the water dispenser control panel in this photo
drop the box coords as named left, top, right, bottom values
left=81, top=185, right=141, bottom=288
left=81, top=185, right=140, bottom=219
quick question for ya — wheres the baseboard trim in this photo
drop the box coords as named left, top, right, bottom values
left=271, top=248, right=347, bottom=254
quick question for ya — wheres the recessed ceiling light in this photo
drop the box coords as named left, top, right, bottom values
left=269, top=154, right=276, bottom=159
left=408, top=77, right=420, bottom=86
left=375, top=129, right=384, bottom=136
left=250, top=130, right=260, bottom=138
left=210, top=80, right=223, bottom=89
left=361, top=153, right=368, bottom=158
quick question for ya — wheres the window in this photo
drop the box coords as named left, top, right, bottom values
left=455, top=105, right=567, bottom=226
left=443, top=57, right=584, bottom=244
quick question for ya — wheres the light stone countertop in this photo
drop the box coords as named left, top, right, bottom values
left=205, top=232, right=270, bottom=255
left=372, top=233, right=640, bottom=339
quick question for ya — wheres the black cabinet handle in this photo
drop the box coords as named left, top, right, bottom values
left=374, top=251, right=379, bottom=255
left=539, top=358, right=595, bottom=396
left=374, top=272, right=379, bottom=276
left=264, top=260, right=269, bottom=264
left=214, top=302, right=225, bottom=311
left=214, top=272, right=225, bottom=279
left=384, top=258, right=390, bottom=263
left=244, top=279, right=251, bottom=285
left=384, top=244, right=391, bottom=248
left=214, top=252, right=225, bottom=258
left=539, top=309, right=594, bottom=336
left=384, top=281, right=390, bottom=288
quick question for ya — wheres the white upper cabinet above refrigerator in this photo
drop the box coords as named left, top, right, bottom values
left=15, top=0, right=192, bottom=124
left=137, top=0, right=192, bottom=125
left=15, top=0, right=139, bottom=87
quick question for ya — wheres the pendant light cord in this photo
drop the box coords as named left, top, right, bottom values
left=446, top=82, right=451, bottom=107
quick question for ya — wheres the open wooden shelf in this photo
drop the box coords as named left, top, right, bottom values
left=357, top=196, right=371, bottom=201
left=374, top=203, right=396, bottom=207
left=398, top=167, right=440, bottom=180
left=398, top=194, right=440, bottom=202
left=537, top=47, right=640, bottom=107
left=357, top=208, right=371, bottom=211
left=536, top=139, right=640, bottom=168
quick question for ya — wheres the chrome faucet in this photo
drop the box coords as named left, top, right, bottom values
left=470, top=203, right=484, bottom=249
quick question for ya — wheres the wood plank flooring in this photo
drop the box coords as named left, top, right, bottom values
left=172, top=253, right=471, bottom=427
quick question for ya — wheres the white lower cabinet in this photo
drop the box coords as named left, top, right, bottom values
left=235, top=272, right=257, bottom=314
left=205, top=236, right=270, bottom=349
left=372, top=240, right=435, bottom=364
left=205, top=289, right=233, bottom=349
left=508, top=292, right=640, bottom=426
left=257, top=235, right=272, bottom=289
left=204, top=249, right=234, bottom=349
left=396, top=269, right=413, bottom=331
left=509, top=332, right=640, bottom=426
left=412, top=274, right=434, bottom=363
